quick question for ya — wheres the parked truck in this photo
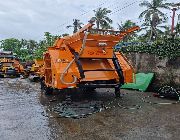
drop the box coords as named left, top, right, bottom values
left=28, top=59, right=44, bottom=81
left=0, top=51, right=24, bottom=77
left=41, top=22, right=140, bottom=97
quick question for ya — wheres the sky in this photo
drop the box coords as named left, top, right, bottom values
left=0, top=0, right=179, bottom=41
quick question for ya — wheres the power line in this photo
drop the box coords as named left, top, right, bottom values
left=107, top=0, right=143, bottom=27
left=59, top=0, right=143, bottom=33
left=108, top=1, right=130, bottom=11
left=104, top=0, right=126, bottom=9
left=58, top=0, right=128, bottom=33
left=109, top=0, right=143, bottom=16
left=59, top=0, right=111, bottom=29
left=75, top=0, right=125, bottom=20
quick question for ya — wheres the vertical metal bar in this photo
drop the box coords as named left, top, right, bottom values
left=112, top=53, right=124, bottom=86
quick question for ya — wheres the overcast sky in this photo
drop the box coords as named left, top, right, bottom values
left=0, top=0, right=179, bottom=41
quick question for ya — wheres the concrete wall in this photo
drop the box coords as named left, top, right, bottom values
left=124, top=53, right=180, bottom=90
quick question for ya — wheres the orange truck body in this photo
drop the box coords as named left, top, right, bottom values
left=43, top=23, right=139, bottom=96
left=31, top=59, right=44, bottom=77
left=0, top=52, right=24, bottom=77
left=13, top=59, right=24, bottom=74
left=28, top=59, right=44, bottom=81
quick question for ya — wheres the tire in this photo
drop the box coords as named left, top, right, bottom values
left=85, top=88, right=96, bottom=92
left=6, top=69, right=16, bottom=76
left=0, top=74, right=4, bottom=78
left=44, top=86, right=53, bottom=95
left=16, top=74, right=20, bottom=77
left=88, top=88, right=96, bottom=91
left=40, top=79, right=45, bottom=90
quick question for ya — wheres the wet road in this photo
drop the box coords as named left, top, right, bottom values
left=0, top=78, right=180, bottom=140
left=0, top=78, right=51, bottom=140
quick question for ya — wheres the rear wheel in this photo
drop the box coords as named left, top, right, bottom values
left=0, top=74, right=4, bottom=78
left=85, top=88, right=96, bottom=92
left=41, top=79, right=53, bottom=95
left=16, top=74, right=20, bottom=77
left=40, top=79, right=45, bottom=90
left=44, top=86, right=53, bottom=95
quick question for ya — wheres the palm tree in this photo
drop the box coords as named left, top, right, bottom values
left=117, top=20, right=137, bottom=31
left=175, top=23, right=180, bottom=36
left=139, top=0, right=173, bottom=40
left=91, top=8, right=113, bottom=29
left=164, top=25, right=171, bottom=36
left=141, top=19, right=167, bottom=40
left=117, top=20, right=138, bottom=41
left=66, top=19, right=83, bottom=33
left=61, top=33, right=69, bottom=37
left=141, top=19, right=167, bottom=41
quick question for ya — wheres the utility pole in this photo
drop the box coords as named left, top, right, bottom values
left=171, top=8, right=177, bottom=34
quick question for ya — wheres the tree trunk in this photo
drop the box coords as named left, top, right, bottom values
left=149, top=26, right=153, bottom=41
left=96, top=21, right=100, bottom=29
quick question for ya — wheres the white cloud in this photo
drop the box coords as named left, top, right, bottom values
left=0, top=0, right=179, bottom=40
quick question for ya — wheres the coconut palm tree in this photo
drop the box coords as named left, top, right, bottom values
left=117, top=20, right=138, bottom=41
left=175, top=23, right=180, bottom=37
left=141, top=20, right=165, bottom=41
left=139, top=0, right=173, bottom=40
left=67, top=19, right=83, bottom=33
left=117, top=20, right=137, bottom=31
left=91, top=8, right=113, bottom=29
left=164, top=25, right=171, bottom=36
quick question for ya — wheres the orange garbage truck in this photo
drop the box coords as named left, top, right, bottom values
left=0, top=51, right=24, bottom=77
left=41, top=23, right=139, bottom=97
left=28, top=59, right=44, bottom=81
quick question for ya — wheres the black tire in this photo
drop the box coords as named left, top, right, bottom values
left=85, top=88, right=96, bottom=92
left=6, top=69, right=16, bottom=76
left=80, top=88, right=96, bottom=94
left=16, top=74, right=20, bottom=77
left=0, top=74, right=4, bottom=78
left=40, top=79, right=45, bottom=90
left=44, top=86, right=53, bottom=95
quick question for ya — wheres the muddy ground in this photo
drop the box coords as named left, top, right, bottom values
left=0, top=78, right=180, bottom=140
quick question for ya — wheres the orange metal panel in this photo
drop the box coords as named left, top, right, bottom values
left=43, top=23, right=139, bottom=91
left=114, top=52, right=134, bottom=83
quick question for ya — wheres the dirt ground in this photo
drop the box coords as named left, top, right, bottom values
left=0, top=78, right=180, bottom=140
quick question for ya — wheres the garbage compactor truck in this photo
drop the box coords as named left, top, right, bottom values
left=41, top=23, right=140, bottom=97
left=28, top=59, right=44, bottom=81
left=0, top=51, right=24, bottom=77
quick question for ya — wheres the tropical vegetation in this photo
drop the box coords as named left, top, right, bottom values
left=139, top=0, right=173, bottom=41
left=91, top=7, right=113, bottom=29
left=67, top=19, right=83, bottom=33
left=0, top=0, right=179, bottom=61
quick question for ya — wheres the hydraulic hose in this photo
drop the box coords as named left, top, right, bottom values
left=60, top=32, right=89, bottom=85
